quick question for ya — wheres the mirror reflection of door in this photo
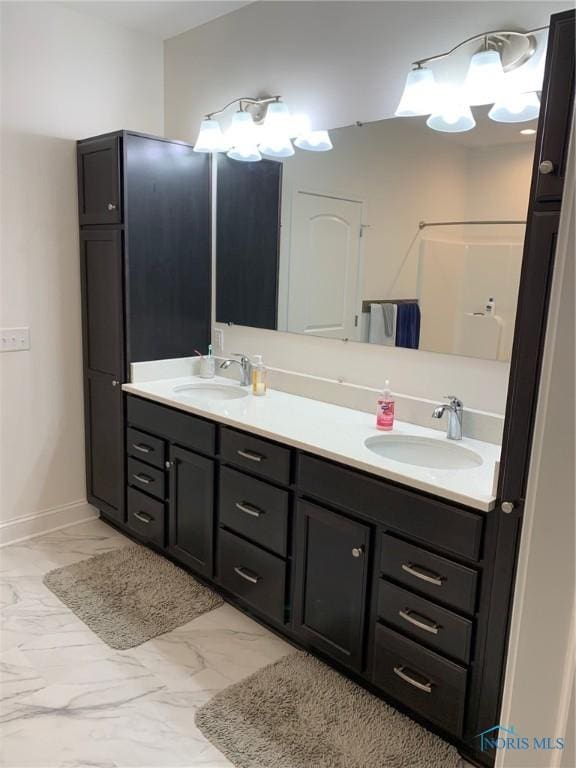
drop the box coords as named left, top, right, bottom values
left=285, top=191, right=363, bottom=340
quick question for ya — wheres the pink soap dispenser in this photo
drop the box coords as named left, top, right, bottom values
left=376, top=380, right=395, bottom=431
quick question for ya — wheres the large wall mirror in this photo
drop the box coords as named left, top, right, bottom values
left=216, top=108, right=536, bottom=362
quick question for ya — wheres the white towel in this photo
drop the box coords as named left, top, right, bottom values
left=369, top=304, right=385, bottom=344
left=382, top=303, right=397, bottom=346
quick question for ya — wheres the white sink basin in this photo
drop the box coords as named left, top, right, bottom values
left=173, top=383, right=249, bottom=402
left=364, top=434, right=483, bottom=470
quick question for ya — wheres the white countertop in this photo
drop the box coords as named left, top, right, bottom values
left=123, top=376, right=501, bottom=512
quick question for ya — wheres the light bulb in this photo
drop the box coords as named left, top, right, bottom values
left=227, top=145, right=262, bottom=162
left=489, top=91, right=540, bottom=123
left=226, top=110, right=259, bottom=147
left=294, top=130, right=333, bottom=152
left=464, top=49, right=506, bottom=106
left=259, top=101, right=295, bottom=157
left=395, top=67, right=438, bottom=117
left=193, top=119, right=230, bottom=153
left=427, top=87, right=476, bottom=133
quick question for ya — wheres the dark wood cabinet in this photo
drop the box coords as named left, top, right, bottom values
left=216, top=155, right=282, bottom=330
left=77, top=136, right=122, bottom=225
left=534, top=9, right=575, bottom=204
left=84, top=371, right=123, bottom=521
left=293, top=500, right=371, bottom=671
left=79, top=229, right=124, bottom=377
left=168, top=445, right=214, bottom=577
left=77, top=130, right=211, bottom=525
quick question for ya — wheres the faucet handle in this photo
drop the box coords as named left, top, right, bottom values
left=444, top=395, right=463, bottom=407
left=233, top=352, right=250, bottom=362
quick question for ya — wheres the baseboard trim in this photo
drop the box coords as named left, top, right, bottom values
left=0, top=499, right=99, bottom=547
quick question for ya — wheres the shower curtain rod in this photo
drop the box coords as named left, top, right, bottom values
left=419, top=219, right=526, bottom=229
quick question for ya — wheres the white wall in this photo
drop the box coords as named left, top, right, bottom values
left=164, top=1, right=560, bottom=414
left=0, top=2, right=164, bottom=543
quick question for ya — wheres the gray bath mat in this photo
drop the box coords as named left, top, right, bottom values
left=43, top=543, right=223, bottom=649
left=195, top=652, right=460, bottom=768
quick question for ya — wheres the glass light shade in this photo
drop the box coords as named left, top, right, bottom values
left=395, top=67, right=438, bottom=117
left=488, top=91, right=540, bottom=123
left=464, top=49, right=506, bottom=106
left=259, top=137, right=295, bottom=158
left=227, top=145, right=262, bottom=162
left=294, top=130, right=333, bottom=152
left=193, top=119, right=230, bottom=153
left=426, top=89, right=476, bottom=132
left=226, top=110, right=259, bottom=147
left=259, top=101, right=295, bottom=156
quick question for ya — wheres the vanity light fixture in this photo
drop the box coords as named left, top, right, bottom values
left=193, top=96, right=332, bottom=161
left=396, top=26, right=546, bottom=132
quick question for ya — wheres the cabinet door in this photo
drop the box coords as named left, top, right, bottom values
left=293, top=500, right=371, bottom=671
left=534, top=10, right=575, bottom=204
left=125, top=134, right=211, bottom=362
left=84, top=370, right=123, bottom=522
left=77, top=136, right=122, bottom=225
left=168, top=445, right=214, bottom=576
left=216, top=155, right=281, bottom=330
left=80, top=229, right=124, bottom=377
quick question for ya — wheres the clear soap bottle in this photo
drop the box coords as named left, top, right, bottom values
left=252, top=354, right=268, bottom=396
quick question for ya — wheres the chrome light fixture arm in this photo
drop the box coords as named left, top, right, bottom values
left=411, top=25, right=547, bottom=72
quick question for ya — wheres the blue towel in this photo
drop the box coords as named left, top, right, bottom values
left=395, top=302, right=421, bottom=349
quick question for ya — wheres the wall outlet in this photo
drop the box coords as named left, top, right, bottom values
left=213, top=327, right=224, bottom=353
left=1, top=327, right=30, bottom=352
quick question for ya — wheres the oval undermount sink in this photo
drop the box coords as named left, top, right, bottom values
left=173, top=384, right=249, bottom=402
left=364, top=434, right=483, bottom=470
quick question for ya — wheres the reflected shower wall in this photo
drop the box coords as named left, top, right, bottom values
left=417, top=223, right=525, bottom=362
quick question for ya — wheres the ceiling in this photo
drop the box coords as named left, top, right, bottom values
left=62, top=1, right=253, bottom=40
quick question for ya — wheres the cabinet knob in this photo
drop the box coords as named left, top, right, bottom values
left=112, top=379, right=120, bottom=387
left=107, top=202, right=117, bottom=211
left=501, top=501, right=515, bottom=514
left=539, top=160, right=555, bottom=175
left=165, top=461, right=172, bottom=470
left=351, top=546, right=364, bottom=558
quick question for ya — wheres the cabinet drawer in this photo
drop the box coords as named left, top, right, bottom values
left=127, top=396, right=215, bottom=456
left=219, top=466, right=289, bottom=556
left=126, top=487, right=165, bottom=546
left=127, top=457, right=166, bottom=500
left=126, top=427, right=165, bottom=469
left=380, top=535, right=478, bottom=615
left=221, top=428, right=291, bottom=485
left=377, top=580, right=472, bottom=664
left=299, top=454, right=483, bottom=560
left=218, top=529, right=286, bottom=624
left=373, top=623, right=467, bottom=737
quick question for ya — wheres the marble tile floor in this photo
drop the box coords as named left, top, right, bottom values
left=0, top=519, right=474, bottom=768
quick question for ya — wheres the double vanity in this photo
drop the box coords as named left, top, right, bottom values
left=76, top=10, right=574, bottom=766
left=121, top=371, right=499, bottom=754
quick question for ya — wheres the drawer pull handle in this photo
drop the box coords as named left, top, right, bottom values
left=132, top=443, right=152, bottom=454
left=401, top=562, right=445, bottom=586
left=399, top=609, right=440, bottom=635
left=107, top=202, right=117, bottom=211
left=233, top=566, right=261, bottom=584
left=133, top=473, right=153, bottom=485
left=393, top=665, right=433, bottom=694
left=134, top=511, right=153, bottom=524
left=237, top=449, right=265, bottom=463
left=235, top=501, right=264, bottom=518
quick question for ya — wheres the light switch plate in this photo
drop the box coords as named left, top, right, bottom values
left=213, top=328, right=224, bottom=353
left=1, top=327, right=30, bottom=352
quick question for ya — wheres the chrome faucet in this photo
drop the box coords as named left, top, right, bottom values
left=432, top=396, right=464, bottom=441
left=220, top=353, right=252, bottom=386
